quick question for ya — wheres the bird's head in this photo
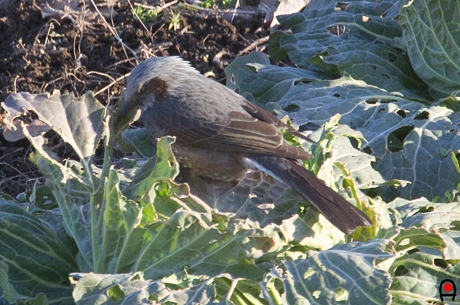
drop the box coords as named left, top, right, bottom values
left=113, top=56, right=199, bottom=135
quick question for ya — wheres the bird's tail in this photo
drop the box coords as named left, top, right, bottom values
left=245, top=155, right=372, bottom=234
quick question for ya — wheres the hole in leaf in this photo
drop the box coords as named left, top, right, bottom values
left=294, top=79, right=310, bottom=86
left=335, top=2, right=350, bottom=11
left=396, top=109, right=406, bottom=118
left=349, top=137, right=359, bottom=149
left=274, top=278, right=285, bottom=294
left=451, top=220, right=460, bottom=230
left=299, top=122, right=320, bottom=131
left=414, top=111, right=429, bottom=120
left=363, top=146, right=373, bottom=154
left=283, top=104, right=300, bottom=112
left=407, top=248, right=420, bottom=255
left=334, top=287, right=349, bottom=301
left=365, top=98, right=378, bottom=104
left=362, top=15, right=371, bottom=22
left=387, top=52, right=397, bottom=62
left=333, top=93, right=341, bottom=98
left=107, top=285, right=125, bottom=302
left=230, top=74, right=236, bottom=85
left=419, top=205, right=434, bottom=213
left=370, top=65, right=377, bottom=70
left=131, top=273, right=142, bottom=280
left=394, top=265, right=409, bottom=276
left=328, top=24, right=346, bottom=35
left=387, top=125, right=414, bottom=152
left=434, top=259, right=448, bottom=268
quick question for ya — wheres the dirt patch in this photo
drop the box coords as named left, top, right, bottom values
left=0, top=0, right=269, bottom=197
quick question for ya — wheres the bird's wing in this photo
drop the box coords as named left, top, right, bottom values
left=167, top=99, right=312, bottom=160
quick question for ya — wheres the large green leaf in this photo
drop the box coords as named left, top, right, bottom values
left=133, top=210, right=266, bottom=280
left=31, top=153, right=94, bottom=272
left=225, top=51, right=325, bottom=105
left=389, top=228, right=460, bottom=305
left=263, top=239, right=393, bottom=305
left=71, top=272, right=268, bottom=304
left=118, top=128, right=156, bottom=158
left=0, top=200, right=76, bottom=304
left=1, top=91, right=106, bottom=163
left=71, top=272, right=166, bottom=305
left=398, top=0, right=460, bottom=98
left=272, top=0, right=426, bottom=97
left=283, top=79, right=460, bottom=201
left=390, top=198, right=460, bottom=259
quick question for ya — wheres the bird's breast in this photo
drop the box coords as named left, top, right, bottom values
left=171, top=143, right=248, bottom=181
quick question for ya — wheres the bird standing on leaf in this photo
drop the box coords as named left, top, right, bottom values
left=115, top=56, right=371, bottom=234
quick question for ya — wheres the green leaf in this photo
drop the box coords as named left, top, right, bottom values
left=390, top=251, right=460, bottom=305
left=31, top=153, right=94, bottom=272
left=0, top=200, right=76, bottom=304
left=71, top=272, right=165, bottom=304
left=119, top=128, right=156, bottom=157
left=274, top=0, right=426, bottom=96
left=398, top=0, right=460, bottom=98
left=122, top=137, right=179, bottom=201
left=133, top=210, right=266, bottom=281
left=263, top=239, right=393, bottom=304
left=368, top=106, right=460, bottom=201
left=1, top=91, right=106, bottom=161
left=390, top=198, right=460, bottom=259
left=72, top=272, right=268, bottom=304
left=268, top=31, right=288, bottom=62
left=94, top=169, right=145, bottom=274
left=224, top=51, right=272, bottom=101
left=226, top=53, right=326, bottom=105
left=1, top=91, right=107, bottom=190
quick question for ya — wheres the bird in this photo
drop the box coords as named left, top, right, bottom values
left=115, top=56, right=372, bottom=234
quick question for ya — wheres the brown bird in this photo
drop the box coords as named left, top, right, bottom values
left=116, top=56, right=371, bottom=234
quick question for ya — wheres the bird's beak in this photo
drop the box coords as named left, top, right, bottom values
left=111, top=89, right=141, bottom=137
